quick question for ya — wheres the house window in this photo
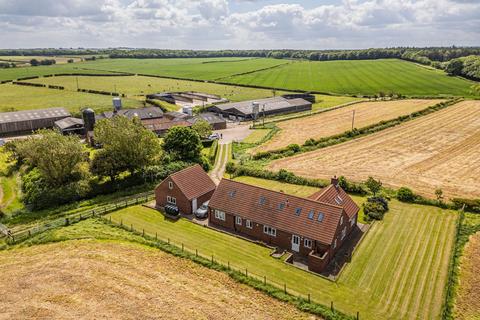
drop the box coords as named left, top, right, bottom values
left=295, top=207, right=302, bottom=216
left=246, top=220, right=253, bottom=229
left=229, top=190, right=236, bottom=198
left=263, top=225, right=276, bottom=237
left=278, top=202, right=285, bottom=210
left=259, top=196, right=266, bottom=205
left=214, top=209, right=225, bottom=221
left=235, top=216, right=242, bottom=225
left=168, top=181, right=173, bottom=190
left=317, top=213, right=324, bottom=222
left=304, top=238, right=312, bottom=248
left=308, top=210, right=314, bottom=220
left=167, top=196, right=176, bottom=205
left=341, top=227, right=346, bottom=240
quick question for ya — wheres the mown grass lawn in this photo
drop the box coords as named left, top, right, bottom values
left=225, top=59, right=474, bottom=97
left=242, top=129, right=272, bottom=144
left=108, top=198, right=457, bottom=319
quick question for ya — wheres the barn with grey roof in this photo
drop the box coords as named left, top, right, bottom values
left=0, top=107, right=70, bottom=137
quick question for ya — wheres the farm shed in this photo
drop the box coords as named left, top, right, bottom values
left=142, top=117, right=192, bottom=136
left=147, top=92, right=228, bottom=107
left=209, top=96, right=312, bottom=121
left=96, top=106, right=164, bottom=121
left=208, top=177, right=359, bottom=274
left=155, top=164, right=216, bottom=215
left=0, top=107, right=70, bottom=137
left=188, top=112, right=227, bottom=130
left=54, top=117, right=85, bottom=135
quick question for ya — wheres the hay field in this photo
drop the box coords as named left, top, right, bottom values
left=455, top=231, right=480, bottom=320
left=270, top=100, right=480, bottom=199
left=24, top=75, right=289, bottom=102
left=225, top=59, right=474, bottom=97
left=258, top=99, right=443, bottom=152
left=0, top=240, right=315, bottom=320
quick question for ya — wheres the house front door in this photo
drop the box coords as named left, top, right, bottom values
left=192, top=198, right=197, bottom=213
left=291, top=235, right=300, bottom=252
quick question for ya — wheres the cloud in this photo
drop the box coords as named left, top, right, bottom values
left=0, top=0, right=478, bottom=49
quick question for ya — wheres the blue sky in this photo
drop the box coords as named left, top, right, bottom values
left=0, top=0, right=478, bottom=49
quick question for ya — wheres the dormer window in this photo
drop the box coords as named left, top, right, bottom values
left=317, top=213, right=324, bottom=222
left=308, top=210, right=314, bottom=220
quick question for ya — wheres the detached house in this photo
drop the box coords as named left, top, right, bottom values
left=155, top=165, right=216, bottom=215
left=208, top=177, right=359, bottom=273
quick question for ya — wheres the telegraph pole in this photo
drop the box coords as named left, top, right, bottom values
left=351, top=110, right=356, bottom=131
left=76, top=76, right=79, bottom=91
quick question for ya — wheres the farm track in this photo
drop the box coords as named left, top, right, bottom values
left=257, top=99, right=444, bottom=152
left=269, top=100, right=480, bottom=199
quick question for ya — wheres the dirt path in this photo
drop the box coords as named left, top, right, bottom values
left=0, top=240, right=317, bottom=320
left=210, top=142, right=230, bottom=185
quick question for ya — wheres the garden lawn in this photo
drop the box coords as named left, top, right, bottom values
left=107, top=199, right=457, bottom=319
left=224, top=59, right=474, bottom=97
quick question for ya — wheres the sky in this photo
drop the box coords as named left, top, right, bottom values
left=0, top=0, right=479, bottom=50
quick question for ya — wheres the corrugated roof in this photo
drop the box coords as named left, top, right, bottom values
left=54, top=117, right=84, bottom=130
left=97, top=107, right=163, bottom=121
left=308, top=185, right=360, bottom=219
left=0, top=108, right=70, bottom=124
left=209, top=179, right=344, bottom=245
left=213, top=96, right=311, bottom=115
left=167, top=164, right=216, bottom=200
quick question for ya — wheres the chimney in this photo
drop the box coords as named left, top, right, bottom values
left=331, top=175, right=339, bottom=187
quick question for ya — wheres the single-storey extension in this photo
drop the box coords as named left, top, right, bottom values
left=0, top=107, right=70, bottom=137
left=187, top=112, right=227, bottom=130
left=208, top=177, right=359, bottom=273
left=155, top=164, right=216, bottom=215
left=208, top=96, right=312, bottom=121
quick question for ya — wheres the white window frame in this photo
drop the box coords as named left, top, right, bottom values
left=214, top=209, right=225, bottom=221
left=168, top=181, right=173, bottom=190
left=246, top=220, right=253, bottom=229
left=341, top=227, right=346, bottom=240
left=235, top=216, right=242, bottom=225
left=263, top=225, right=276, bottom=237
left=304, top=238, right=312, bottom=249
left=340, top=215, right=344, bottom=225
left=166, top=196, right=176, bottom=205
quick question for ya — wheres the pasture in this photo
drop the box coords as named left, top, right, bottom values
left=269, top=100, right=480, bottom=199
left=23, top=75, right=288, bottom=102
left=0, top=83, right=143, bottom=113
left=225, top=59, right=474, bottom=97
left=0, top=55, right=84, bottom=65
left=258, top=99, right=444, bottom=152
left=107, top=197, right=457, bottom=319
left=0, top=238, right=312, bottom=320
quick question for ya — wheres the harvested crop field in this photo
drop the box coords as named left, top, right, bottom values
left=455, top=231, right=480, bottom=320
left=270, top=100, right=480, bottom=199
left=258, top=99, right=443, bottom=152
left=0, top=240, right=316, bottom=320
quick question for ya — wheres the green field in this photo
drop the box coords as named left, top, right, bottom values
left=107, top=195, right=457, bottom=319
left=224, top=59, right=475, bottom=97
left=0, top=83, right=143, bottom=113
left=23, top=75, right=289, bottom=102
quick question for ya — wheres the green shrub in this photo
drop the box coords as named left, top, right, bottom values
left=397, top=187, right=416, bottom=202
left=208, top=140, right=218, bottom=163
left=363, top=197, right=389, bottom=220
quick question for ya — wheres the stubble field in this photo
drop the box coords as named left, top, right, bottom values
left=257, top=99, right=443, bottom=152
left=269, top=100, right=480, bottom=199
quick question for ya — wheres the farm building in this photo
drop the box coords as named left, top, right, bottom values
left=187, top=112, right=227, bottom=130
left=209, top=96, right=312, bottom=120
left=142, top=117, right=192, bottom=136
left=0, top=107, right=70, bottom=137
left=155, top=165, right=216, bottom=215
left=208, top=177, right=359, bottom=273
left=96, top=106, right=164, bottom=121
left=147, top=92, right=228, bottom=108
left=54, top=117, right=85, bottom=135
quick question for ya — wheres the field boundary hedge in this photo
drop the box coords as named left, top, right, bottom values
left=253, top=98, right=461, bottom=161
left=214, top=60, right=292, bottom=81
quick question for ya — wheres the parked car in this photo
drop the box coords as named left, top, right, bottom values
left=164, top=204, right=179, bottom=216
left=195, top=201, right=209, bottom=219
left=0, top=139, right=5, bottom=147
left=208, top=133, right=220, bottom=140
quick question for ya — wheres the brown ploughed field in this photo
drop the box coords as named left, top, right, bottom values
left=0, top=240, right=316, bottom=320
left=257, top=99, right=443, bottom=152
left=269, top=100, right=480, bottom=199
left=455, top=232, right=480, bottom=320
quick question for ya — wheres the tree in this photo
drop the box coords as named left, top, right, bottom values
left=163, top=126, right=203, bottom=163
left=365, top=176, right=382, bottom=196
left=445, top=59, right=464, bottom=76
left=191, top=119, right=212, bottom=139
left=14, top=130, right=86, bottom=185
left=397, top=187, right=415, bottom=202
left=30, top=59, right=39, bottom=66
left=435, top=188, right=444, bottom=203
left=92, top=116, right=161, bottom=179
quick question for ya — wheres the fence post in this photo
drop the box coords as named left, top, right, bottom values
left=142, top=229, right=145, bottom=236
left=131, top=224, right=133, bottom=231
left=168, top=238, right=170, bottom=244
left=264, top=276, right=266, bottom=285
left=196, top=249, right=198, bottom=257
left=331, top=301, right=334, bottom=312
left=182, top=243, right=184, bottom=251
left=284, top=283, right=287, bottom=294
left=308, top=293, right=310, bottom=303
left=28, top=230, right=31, bottom=237
left=228, top=261, right=230, bottom=270
left=120, top=219, right=123, bottom=227
left=357, top=311, right=359, bottom=320
left=211, top=255, right=214, bottom=263
left=245, top=268, right=248, bottom=277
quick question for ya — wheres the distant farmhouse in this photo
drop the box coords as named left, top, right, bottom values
left=209, top=96, right=313, bottom=121
left=208, top=177, right=359, bottom=273
left=0, top=108, right=70, bottom=137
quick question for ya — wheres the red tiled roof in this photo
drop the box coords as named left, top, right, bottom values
left=208, top=179, right=344, bottom=245
left=167, top=164, right=216, bottom=200
left=308, top=185, right=359, bottom=219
